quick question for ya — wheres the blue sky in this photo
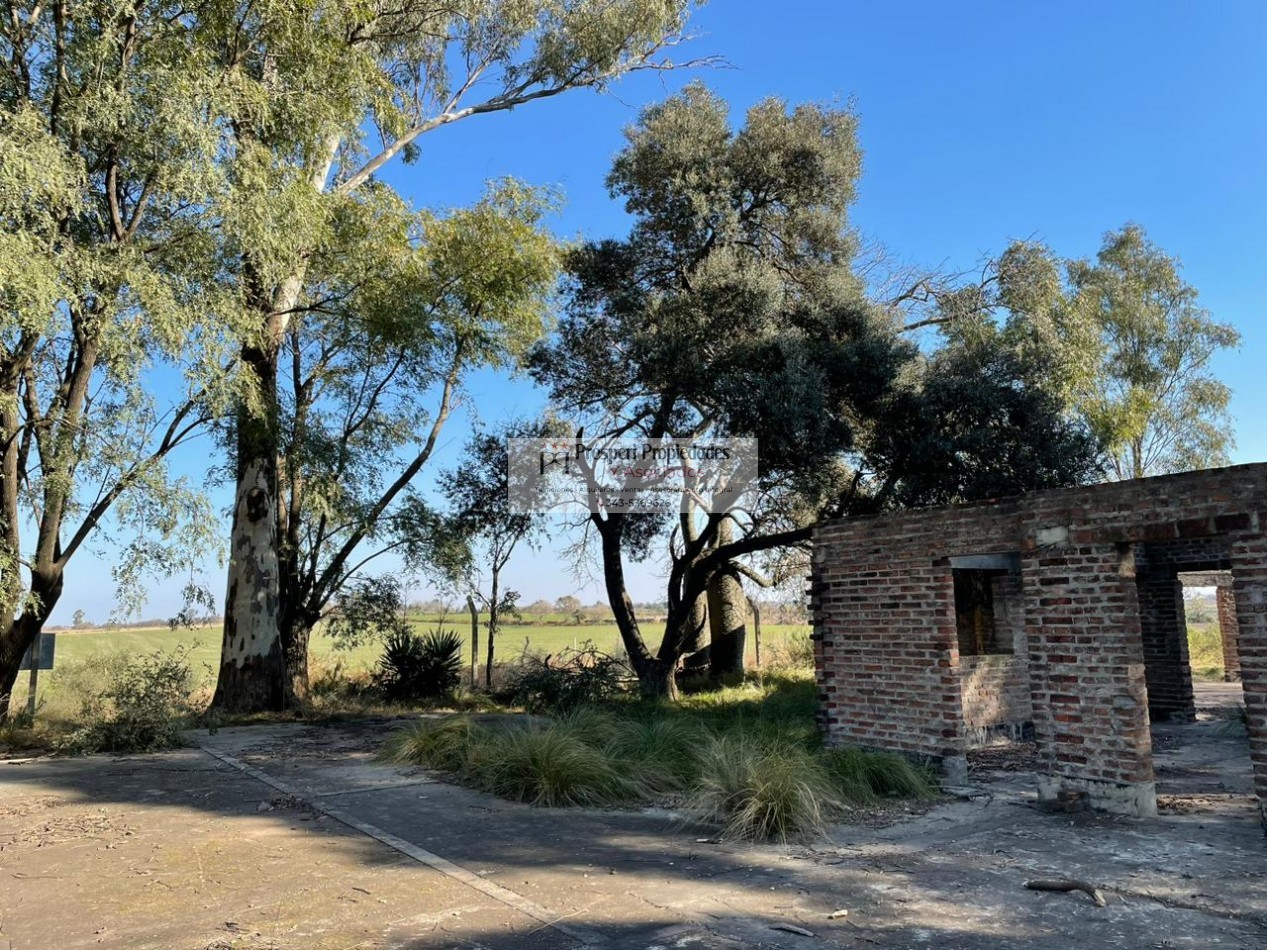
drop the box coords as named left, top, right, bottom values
left=56, top=0, right=1267, bottom=622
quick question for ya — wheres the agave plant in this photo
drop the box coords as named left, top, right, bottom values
left=375, top=628, right=464, bottom=702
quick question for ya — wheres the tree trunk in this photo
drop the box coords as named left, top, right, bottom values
left=681, top=593, right=708, bottom=654
left=212, top=342, right=285, bottom=713
left=749, top=596, right=762, bottom=669
left=707, top=570, right=747, bottom=682
left=0, top=573, right=61, bottom=722
left=467, top=596, right=479, bottom=688
left=708, top=522, right=748, bottom=683
left=281, top=615, right=313, bottom=707
left=630, top=653, right=678, bottom=701
left=596, top=513, right=673, bottom=698
left=485, top=572, right=499, bottom=689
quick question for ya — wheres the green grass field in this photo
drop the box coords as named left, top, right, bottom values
left=10, top=617, right=812, bottom=716
left=1187, top=620, right=1226, bottom=680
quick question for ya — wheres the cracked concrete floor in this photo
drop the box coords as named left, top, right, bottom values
left=1, top=700, right=1264, bottom=950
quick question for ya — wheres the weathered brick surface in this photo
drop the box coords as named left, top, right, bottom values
left=1218, top=585, right=1242, bottom=680
left=811, top=463, right=1267, bottom=823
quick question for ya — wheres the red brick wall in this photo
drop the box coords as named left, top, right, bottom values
left=811, top=463, right=1267, bottom=822
left=1218, top=585, right=1242, bottom=681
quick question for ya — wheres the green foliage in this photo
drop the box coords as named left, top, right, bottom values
left=1186, top=621, right=1225, bottom=680
left=820, top=747, right=936, bottom=801
left=326, top=576, right=413, bottom=650
left=1070, top=224, right=1239, bottom=478
left=384, top=671, right=939, bottom=840
left=763, top=628, right=815, bottom=670
left=55, top=647, right=198, bottom=754
left=0, top=0, right=234, bottom=706
left=503, top=643, right=633, bottom=712
left=374, top=628, right=464, bottom=702
left=605, top=715, right=707, bottom=793
left=384, top=716, right=483, bottom=773
left=529, top=83, right=1103, bottom=696
left=941, top=224, right=1239, bottom=481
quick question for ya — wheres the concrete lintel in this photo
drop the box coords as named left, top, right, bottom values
left=948, top=553, right=1022, bottom=572
left=1037, top=774, right=1158, bottom=818
left=1178, top=571, right=1233, bottom=587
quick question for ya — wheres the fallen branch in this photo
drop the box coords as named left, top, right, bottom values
left=1024, top=878, right=1107, bottom=907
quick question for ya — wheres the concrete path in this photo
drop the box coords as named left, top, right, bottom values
left=2, top=715, right=1265, bottom=950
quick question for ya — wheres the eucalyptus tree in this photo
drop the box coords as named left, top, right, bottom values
left=0, top=1, right=235, bottom=717
left=203, top=0, right=704, bottom=711
left=933, top=227, right=1239, bottom=481
left=272, top=182, right=558, bottom=703
left=530, top=85, right=1101, bottom=698
left=1069, top=224, right=1239, bottom=479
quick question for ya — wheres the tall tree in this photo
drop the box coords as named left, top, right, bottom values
left=935, top=227, right=1239, bottom=481
left=530, top=85, right=1101, bottom=697
left=0, top=0, right=231, bottom=718
left=1069, top=224, right=1239, bottom=479
left=270, top=181, right=558, bottom=705
left=206, top=0, right=703, bottom=711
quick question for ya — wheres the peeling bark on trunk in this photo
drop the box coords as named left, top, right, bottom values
left=212, top=342, right=285, bottom=713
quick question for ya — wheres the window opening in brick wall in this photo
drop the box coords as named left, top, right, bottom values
left=953, top=569, right=1014, bottom=656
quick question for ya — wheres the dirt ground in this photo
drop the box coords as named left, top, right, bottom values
left=2, top=684, right=1264, bottom=950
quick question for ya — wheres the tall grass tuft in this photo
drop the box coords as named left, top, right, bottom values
left=606, top=716, right=707, bottom=793
left=468, top=725, right=641, bottom=807
left=821, top=746, right=936, bottom=801
left=686, top=734, right=838, bottom=842
left=382, top=716, right=480, bottom=772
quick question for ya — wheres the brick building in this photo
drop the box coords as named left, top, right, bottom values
left=810, top=463, right=1266, bottom=826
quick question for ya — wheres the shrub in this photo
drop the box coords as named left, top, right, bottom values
left=56, top=647, right=197, bottom=754
left=375, top=628, right=463, bottom=702
left=503, top=643, right=630, bottom=712
left=686, top=734, right=838, bottom=842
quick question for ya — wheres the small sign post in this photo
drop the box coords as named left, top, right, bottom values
left=18, top=633, right=56, bottom=717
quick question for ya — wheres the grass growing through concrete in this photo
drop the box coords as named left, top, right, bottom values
left=383, top=673, right=937, bottom=841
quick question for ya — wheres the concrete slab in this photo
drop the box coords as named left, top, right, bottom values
left=2, top=715, right=1265, bottom=949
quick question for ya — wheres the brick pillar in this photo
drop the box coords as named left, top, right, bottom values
left=1229, top=538, right=1267, bottom=833
left=1217, top=584, right=1242, bottom=681
left=1025, top=542, right=1156, bottom=818
left=1136, top=570, right=1197, bottom=722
